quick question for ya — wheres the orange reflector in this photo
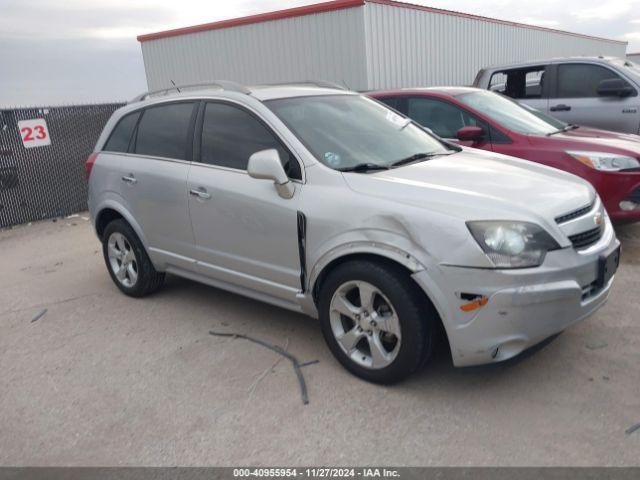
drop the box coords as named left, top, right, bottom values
left=571, top=154, right=595, bottom=169
left=460, top=296, right=488, bottom=312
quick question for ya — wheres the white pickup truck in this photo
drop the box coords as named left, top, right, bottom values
left=473, top=56, right=640, bottom=134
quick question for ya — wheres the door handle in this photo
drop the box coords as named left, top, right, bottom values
left=121, top=175, right=137, bottom=184
left=189, top=188, right=211, bottom=200
left=550, top=104, right=571, bottom=112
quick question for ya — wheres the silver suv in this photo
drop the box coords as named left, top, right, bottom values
left=88, top=82, right=620, bottom=383
left=473, top=57, right=640, bottom=134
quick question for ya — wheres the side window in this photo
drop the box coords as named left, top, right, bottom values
left=491, top=67, right=546, bottom=99
left=488, top=126, right=511, bottom=144
left=377, top=96, right=401, bottom=111
left=406, top=97, right=483, bottom=139
left=103, top=111, right=140, bottom=153
left=489, top=73, right=507, bottom=94
left=524, top=70, right=544, bottom=98
left=557, top=64, right=627, bottom=98
left=200, top=102, right=301, bottom=180
left=134, top=102, right=195, bottom=160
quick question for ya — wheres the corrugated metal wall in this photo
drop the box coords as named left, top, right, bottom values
left=363, top=3, right=627, bottom=90
left=141, top=6, right=368, bottom=92
left=140, top=2, right=628, bottom=92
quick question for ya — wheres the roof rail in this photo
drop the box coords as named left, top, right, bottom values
left=257, top=80, right=349, bottom=91
left=130, top=80, right=251, bottom=103
left=303, top=80, right=348, bottom=90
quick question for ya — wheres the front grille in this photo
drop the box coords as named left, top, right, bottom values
left=568, top=226, right=603, bottom=249
left=555, top=202, right=594, bottom=224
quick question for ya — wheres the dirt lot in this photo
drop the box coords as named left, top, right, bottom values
left=0, top=214, right=638, bottom=466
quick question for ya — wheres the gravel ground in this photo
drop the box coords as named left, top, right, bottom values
left=0, top=214, right=638, bottom=466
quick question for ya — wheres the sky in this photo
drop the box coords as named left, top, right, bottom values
left=1, top=0, right=640, bottom=107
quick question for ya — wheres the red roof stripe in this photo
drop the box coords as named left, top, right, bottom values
left=137, top=0, right=364, bottom=42
left=137, top=0, right=626, bottom=46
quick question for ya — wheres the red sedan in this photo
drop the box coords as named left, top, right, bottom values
left=370, top=87, right=640, bottom=223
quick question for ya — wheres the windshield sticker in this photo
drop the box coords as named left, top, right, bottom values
left=385, top=110, right=411, bottom=129
left=324, top=152, right=342, bottom=167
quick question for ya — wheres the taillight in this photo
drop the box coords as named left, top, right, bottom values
left=85, top=152, right=98, bottom=180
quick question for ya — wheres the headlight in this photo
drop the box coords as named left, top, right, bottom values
left=467, top=221, right=560, bottom=268
left=567, top=151, right=640, bottom=172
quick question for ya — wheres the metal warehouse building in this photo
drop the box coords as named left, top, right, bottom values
left=138, top=0, right=628, bottom=92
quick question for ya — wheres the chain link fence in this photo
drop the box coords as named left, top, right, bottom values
left=0, top=103, right=123, bottom=228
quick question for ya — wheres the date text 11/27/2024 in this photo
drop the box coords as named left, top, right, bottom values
left=233, top=468, right=400, bottom=478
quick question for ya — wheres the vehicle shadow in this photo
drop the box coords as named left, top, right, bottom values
left=395, top=333, right=567, bottom=401
left=157, top=274, right=568, bottom=383
left=149, top=228, right=630, bottom=394
left=158, top=273, right=321, bottom=341
left=614, top=221, right=640, bottom=263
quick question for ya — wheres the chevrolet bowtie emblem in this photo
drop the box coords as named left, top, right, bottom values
left=594, top=212, right=603, bottom=226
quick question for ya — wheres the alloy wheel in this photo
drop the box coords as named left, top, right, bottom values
left=329, top=280, right=402, bottom=369
left=107, top=232, right=139, bottom=288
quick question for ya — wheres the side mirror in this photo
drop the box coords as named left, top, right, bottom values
left=597, top=78, right=635, bottom=98
left=247, top=149, right=295, bottom=199
left=456, top=126, right=484, bottom=142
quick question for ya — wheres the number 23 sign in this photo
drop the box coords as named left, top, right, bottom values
left=18, top=118, right=51, bottom=148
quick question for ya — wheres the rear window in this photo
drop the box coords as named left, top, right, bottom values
left=134, top=102, right=195, bottom=160
left=103, top=111, right=140, bottom=153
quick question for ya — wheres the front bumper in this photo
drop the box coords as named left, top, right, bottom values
left=412, top=219, right=619, bottom=367
left=592, top=173, right=640, bottom=223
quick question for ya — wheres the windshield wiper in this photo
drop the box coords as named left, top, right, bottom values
left=390, top=152, right=452, bottom=167
left=337, top=163, right=390, bottom=173
left=547, top=124, right=579, bottom=136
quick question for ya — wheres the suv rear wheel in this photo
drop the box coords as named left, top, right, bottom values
left=102, top=219, right=165, bottom=297
left=319, top=260, right=434, bottom=384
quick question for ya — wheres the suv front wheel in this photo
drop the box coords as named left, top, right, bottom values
left=319, top=260, right=434, bottom=384
left=102, top=219, right=165, bottom=297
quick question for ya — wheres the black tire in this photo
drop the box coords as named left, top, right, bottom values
left=318, top=259, right=435, bottom=384
left=102, top=219, right=165, bottom=297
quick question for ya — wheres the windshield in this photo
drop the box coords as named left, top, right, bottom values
left=457, top=90, right=559, bottom=135
left=265, top=95, right=451, bottom=170
left=611, top=58, right=640, bottom=78
left=518, top=102, right=567, bottom=129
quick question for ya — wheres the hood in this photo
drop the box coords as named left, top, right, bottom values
left=342, top=149, right=595, bottom=225
left=533, top=126, right=640, bottom=155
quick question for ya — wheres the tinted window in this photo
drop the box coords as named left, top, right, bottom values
left=134, top=102, right=195, bottom=160
left=407, top=97, right=484, bottom=138
left=378, top=96, right=401, bottom=111
left=104, top=111, right=140, bottom=153
left=200, top=102, right=301, bottom=179
left=557, top=64, right=623, bottom=98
